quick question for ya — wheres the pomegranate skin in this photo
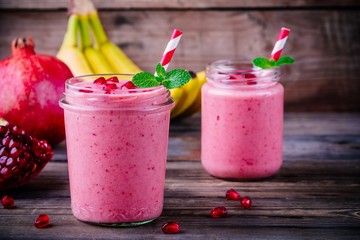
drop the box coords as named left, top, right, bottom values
left=0, top=37, right=73, bottom=146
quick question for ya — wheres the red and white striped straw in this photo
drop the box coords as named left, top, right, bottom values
left=270, top=27, right=290, bottom=61
left=159, top=29, right=183, bottom=70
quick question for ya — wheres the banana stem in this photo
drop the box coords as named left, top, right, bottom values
left=88, top=12, right=109, bottom=45
left=78, top=15, right=92, bottom=48
left=62, top=15, right=80, bottom=47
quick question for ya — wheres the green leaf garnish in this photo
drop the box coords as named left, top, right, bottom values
left=253, top=56, right=295, bottom=69
left=155, top=63, right=167, bottom=79
left=132, top=63, right=191, bottom=89
left=275, top=56, right=295, bottom=66
left=132, top=72, right=159, bottom=88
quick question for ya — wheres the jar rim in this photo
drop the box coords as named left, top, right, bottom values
left=59, top=74, right=174, bottom=113
left=65, top=74, right=164, bottom=96
left=206, top=59, right=280, bottom=86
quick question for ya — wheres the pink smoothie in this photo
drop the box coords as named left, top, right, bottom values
left=60, top=75, right=173, bottom=225
left=201, top=61, right=284, bottom=179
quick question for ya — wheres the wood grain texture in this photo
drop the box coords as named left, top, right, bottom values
left=1, top=0, right=360, bottom=10
left=0, top=113, right=359, bottom=240
left=0, top=8, right=359, bottom=111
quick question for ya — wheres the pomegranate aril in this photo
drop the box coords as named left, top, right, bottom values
left=162, top=221, right=180, bottom=234
left=10, top=147, right=20, bottom=159
left=244, top=73, right=257, bottom=85
left=103, top=84, right=117, bottom=94
left=244, top=73, right=256, bottom=79
left=227, top=75, right=236, bottom=80
left=0, top=123, right=53, bottom=190
left=246, top=81, right=257, bottom=85
left=241, top=196, right=252, bottom=209
left=94, top=77, right=106, bottom=85
left=2, top=136, right=11, bottom=147
left=226, top=189, right=240, bottom=200
left=211, top=206, right=228, bottom=218
left=121, top=81, right=137, bottom=89
left=1, top=195, right=14, bottom=209
left=79, top=87, right=93, bottom=93
left=34, top=214, right=50, bottom=228
left=106, top=76, right=119, bottom=83
left=104, top=83, right=117, bottom=90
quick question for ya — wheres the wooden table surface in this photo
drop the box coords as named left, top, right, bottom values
left=0, top=113, right=359, bottom=239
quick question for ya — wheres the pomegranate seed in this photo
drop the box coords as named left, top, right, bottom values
left=103, top=83, right=118, bottom=94
left=93, top=77, right=106, bottom=85
left=226, top=189, right=240, bottom=200
left=241, top=196, right=252, bottom=209
left=106, top=76, right=119, bottom=83
left=244, top=73, right=256, bottom=79
left=121, top=81, right=137, bottom=89
left=104, top=83, right=117, bottom=90
left=244, top=73, right=257, bottom=85
left=1, top=195, right=14, bottom=209
left=162, top=221, right=180, bottom=234
left=246, top=81, right=257, bottom=85
left=79, top=87, right=93, bottom=93
left=227, top=75, right=236, bottom=80
left=34, top=214, right=50, bottom=228
left=210, top=206, right=228, bottom=218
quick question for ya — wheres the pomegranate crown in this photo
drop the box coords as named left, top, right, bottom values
left=11, top=37, right=36, bottom=56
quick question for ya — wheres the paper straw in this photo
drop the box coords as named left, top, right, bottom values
left=270, top=27, right=290, bottom=61
left=159, top=29, right=183, bottom=70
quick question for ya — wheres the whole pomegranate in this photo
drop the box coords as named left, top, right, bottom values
left=0, top=37, right=73, bottom=146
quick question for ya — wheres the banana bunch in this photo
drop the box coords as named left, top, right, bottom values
left=170, top=70, right=206, bottom=118
left=56, top=0, right=140, bottom=76
left=57, top=0, right=206, bottom=118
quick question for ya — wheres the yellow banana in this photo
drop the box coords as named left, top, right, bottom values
left=176, top=71, right=206, bottom=118
left=170, top=72, right=200, bottom=118
left=86, top=2, right=142, bottom=74
left=78, top=14, right=115, bottom=74
left=99, top=43, right=142, bottom=74
left=56, top=14, right=93, bottom=76
left=170, top=87, right=186, bottom=118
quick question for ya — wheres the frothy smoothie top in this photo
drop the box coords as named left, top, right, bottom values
left=60, top=75, right=173, bottom=113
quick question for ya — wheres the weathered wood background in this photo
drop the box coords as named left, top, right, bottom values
left=0, top=0, right=359, bottom=112
left=1, top=113, right=360, bottom=239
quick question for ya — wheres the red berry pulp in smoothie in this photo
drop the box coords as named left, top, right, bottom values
left=202, top=61, right=284, bottom=179
left=60, top=77, right=173, bottom=225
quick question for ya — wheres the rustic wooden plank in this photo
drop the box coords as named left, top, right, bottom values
left=1, top=153, right=359, bottom=240
left=0, top=10, right=359, bottom=111
left=51, top=113, right=360, bottom=161
left=171, top=113, right=360, bottom=135
left=1, top=0, right=360, bottom=10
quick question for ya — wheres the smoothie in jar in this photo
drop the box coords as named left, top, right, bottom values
left=60, top=74, right=174, bottom=226
left=201, top=60, right=284, bottom=179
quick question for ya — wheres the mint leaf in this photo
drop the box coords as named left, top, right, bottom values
left=253, top=57, right=273, bottom=69
left=132, top=64, right=191, bottom=89
left=162, top=69, right=191, bottom=89
left=155, top=76, right=163, bottom=82
left=269, top=59, right=276, bottom=67
left=275, top=56, right=295, bottom=66
left=253, top=56, right=295, bottom=69
left=155, top=63, right=167, bottom=79
left=132, top=72, right=160, bottom=88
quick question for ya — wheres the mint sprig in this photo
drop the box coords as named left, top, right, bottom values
left=132, top=63, right=191, bottom=89
left=253, top=56, right=294, bottom=69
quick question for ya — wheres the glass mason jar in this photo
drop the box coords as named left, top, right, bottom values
left=59, top=74, right=174, bottom=226
left=201, top=60, right=284, bottom=179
